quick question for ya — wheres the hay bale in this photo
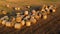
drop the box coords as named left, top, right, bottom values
left=6, top=4, right=10, bottom=8
left=32, top=10, right=36, bottom=15
left=15, top=7, right=18, bottom=10
left=15, top=7, right=20, bottom=10
left=21, top=20, right=25, bottom=26
left=2, top=10, right=7, bottom=15
left=34, top=15, right=40, bottom=20
left=14, top=23, right=22, bottom=29
left=23, top=15, right=30, bottom=21
left=11, top=17, right=15, bottom=22
left=26, top=5, right=30, bottom=8
left=2, top=20, right=6, bottom=25
left=52, top=9, right=56, bottom=13
left=17, top=8, right=20, bottom=10
left=5, top=22, right=12, bottom=27
left=16, top=13, right=22, bottom=22
left=24, top=11, right=29, bottom=16
left=16, top=17, right=22, bottom=23
left=43, top=15, right=47, bottom=20
left=30, top=16, right=37, bottom=24
left=26, top=21, right=31, bottom=27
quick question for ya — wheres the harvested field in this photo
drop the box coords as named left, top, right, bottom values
left=0, top=0, right=60, bottom=34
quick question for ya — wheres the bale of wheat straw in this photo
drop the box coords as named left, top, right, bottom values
left=14, top=23, right=22, bottom=29
left=2, top=20, right=6, bottom=25
left=24, top=11, right=29, bottom=16
left=30, top=16, right=37, bottom=24
left=26, top=20, right=31, bottom=27
left=5, top=22, right=13, bottom=27
left=21, top=20, right=25, bottom=26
